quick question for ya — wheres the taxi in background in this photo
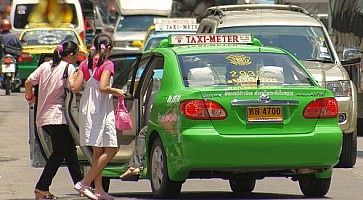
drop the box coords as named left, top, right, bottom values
left=142, top=18, right=199, bottom=51
left=18, top=24, right=88, bottom=81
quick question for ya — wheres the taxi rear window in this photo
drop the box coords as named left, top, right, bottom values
left=178, top=52, right=313, bottom=87
left=21, top=30, right=79, bottom=46
left=14, top=4, right=78, bottom=29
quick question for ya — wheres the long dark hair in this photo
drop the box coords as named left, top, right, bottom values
left=51, top=41, right=79, bottom=67
left=87, top=33, right=113, bottom=69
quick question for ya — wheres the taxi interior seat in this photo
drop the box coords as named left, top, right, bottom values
left=187, top=67, right=215, bottom=87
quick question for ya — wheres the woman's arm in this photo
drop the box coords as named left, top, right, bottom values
left=99, top=70, right=125, bottom=96
left=69, top=69, right=84, bottom=93
left=24, top=79, right=35, bottom=103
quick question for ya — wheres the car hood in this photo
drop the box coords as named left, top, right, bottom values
left=113, top=31, right=146, bottom=41
left=300, top=61, right=350, bottom=83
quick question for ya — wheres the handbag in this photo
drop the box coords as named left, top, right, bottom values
left=115, top=96, right=133, bottom=130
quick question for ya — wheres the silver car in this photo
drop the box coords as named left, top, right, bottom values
left=198, top=4, right=359, bottom=168
left=112, top=15, right=161, bottom=51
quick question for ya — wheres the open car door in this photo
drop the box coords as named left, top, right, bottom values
left=64, top=50, right=143, bottom=167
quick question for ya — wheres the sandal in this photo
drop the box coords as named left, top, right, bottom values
left=120, top=167, right=140, bottom=181
left=34, top=190, right=58, bottom=199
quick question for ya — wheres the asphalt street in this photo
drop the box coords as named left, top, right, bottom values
left=0, top=90, right=362, bottom=200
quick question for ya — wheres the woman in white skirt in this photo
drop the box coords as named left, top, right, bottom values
left=69, top=34, right=124, bottom=200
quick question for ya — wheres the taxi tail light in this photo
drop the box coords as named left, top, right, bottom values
left=303, top=97, right=338, bottom=119
left=18, top=53, right=33, bottom=62
left=3, top=57, right=14, bottom=64
left=77, top=51, right=87, bottom=62
left=79, top=31, right=85, bottom=43
left=180, top=99, right=227, bottom=120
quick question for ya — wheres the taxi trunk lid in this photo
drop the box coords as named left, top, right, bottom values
left=197, top=87, right=329, bottom=135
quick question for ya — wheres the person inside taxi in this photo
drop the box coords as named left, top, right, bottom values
left=69, top=33, right=125, bottom=200
left=24, top=41, right=83, bottom=200
left=120, top=126, right=148, bottom=180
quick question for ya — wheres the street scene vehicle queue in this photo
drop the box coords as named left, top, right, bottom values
left=0, top=0, right=361, bottom=199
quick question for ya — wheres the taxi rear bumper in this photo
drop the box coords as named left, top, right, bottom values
left=165, top=126, right=342, bottom=181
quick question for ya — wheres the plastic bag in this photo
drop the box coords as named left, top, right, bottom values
left=115, top=96, right=132, bottom=131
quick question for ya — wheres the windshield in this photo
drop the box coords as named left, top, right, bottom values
left=21, top=30, right=80, bottom=45
left=178, top=52, right=313, bottom=87
left=14, top=4, right=78, bottom=29
left=219, top=26, right=333, bottom=62
left=145, top=37, right=166, bottom=51
left=116, top=15, right=159, bottom=32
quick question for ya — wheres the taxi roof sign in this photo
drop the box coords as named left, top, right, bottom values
left=169, top=34, right=253, bottom=45
left=155, top=23, right=199, bottom=32
left=153, top=18, right=197, bottom=24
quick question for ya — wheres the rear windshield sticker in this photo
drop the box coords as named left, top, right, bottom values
left=17, top=5, right=27, bottom=15
left=320, top=53, right=331, bottom=59
left=320, top=47, right=328, bottom=53
left=224, top=90, right=294, bottom=97
left=226, top=54, right=251, bottom=66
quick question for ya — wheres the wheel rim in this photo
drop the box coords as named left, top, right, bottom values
left=151, top=146, right=164, bottom=191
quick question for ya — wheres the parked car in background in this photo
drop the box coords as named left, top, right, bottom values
left=198, top=4, right=358, bottom=168
left=18, top=26, right=88, bottom=81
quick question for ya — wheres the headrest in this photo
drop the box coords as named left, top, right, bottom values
left=188, top=67, right=214, bottom=86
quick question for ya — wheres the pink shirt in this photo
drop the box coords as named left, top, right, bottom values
left=79, top=59, right=114, bottom=81
left=28, top=61, right=75, bottom=127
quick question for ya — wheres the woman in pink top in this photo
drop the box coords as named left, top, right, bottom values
left=24, top=41, right=83, bottom=199
left=69, top=34, right=124, bottom=200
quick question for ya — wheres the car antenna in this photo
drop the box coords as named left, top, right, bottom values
left=256, top=8, right=262, bottom=87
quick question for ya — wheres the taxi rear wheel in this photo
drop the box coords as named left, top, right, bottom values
left=298, top=175, right=331, bottom=197
left=336, top=131, right=357, bottom=168
left=229, top=179, right=256, bottom=196
left=150, top=137, right=182, bottom=199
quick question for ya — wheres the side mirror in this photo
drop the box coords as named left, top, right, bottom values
left=132, top=40, right=143, bottom=49
left=341, top=48, right=362, bottom=66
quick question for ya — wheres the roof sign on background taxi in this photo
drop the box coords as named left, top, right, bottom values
left=169, top=34, right=253, bottom=45
left=155, top=23, right=199, bottom=31
left=153, top=18, right=197, bottom=24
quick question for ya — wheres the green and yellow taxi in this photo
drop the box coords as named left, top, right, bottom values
left=18, top=26, right=88, bottom=81
left=29, top=33, right=342, bottom=198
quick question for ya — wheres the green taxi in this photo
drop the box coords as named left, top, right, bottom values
left=29, top=34, right=342, bottom=198
left=140, top=34, right=342, bottom=198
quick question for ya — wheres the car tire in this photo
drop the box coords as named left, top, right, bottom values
left=150, top=137, right=182, bottom=199
left=298, top=175, right=331, bottom=197
left=229, top=178, right=256, bottom=196
left=5, top=77, right=10, bottom=95
left=336, top=131, right=357, bottom=168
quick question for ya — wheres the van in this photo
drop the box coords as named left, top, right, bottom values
left=10, top=0, right=85, bottom=42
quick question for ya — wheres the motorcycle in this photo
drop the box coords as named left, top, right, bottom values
left=0, top=54, right=21, bottom=95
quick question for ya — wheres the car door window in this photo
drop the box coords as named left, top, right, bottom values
left=137, top=55, right=164, bottom=126
left=111, top=53, right=142, bottom=92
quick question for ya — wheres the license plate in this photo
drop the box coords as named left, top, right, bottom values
left=1, top=64, right=15, bottom=73
left=247, top=106, right=283, bottom=122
